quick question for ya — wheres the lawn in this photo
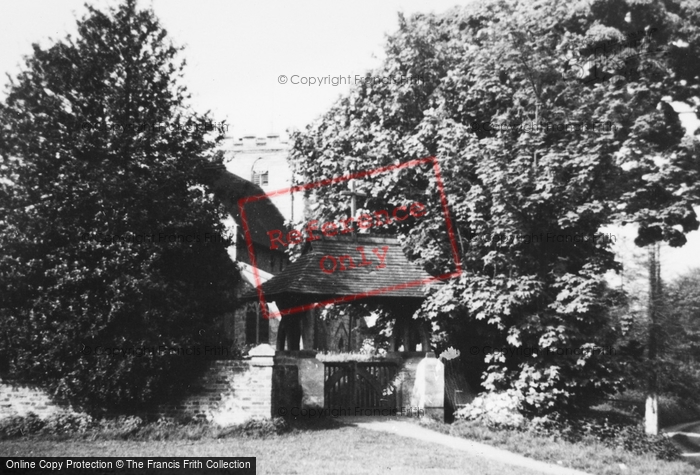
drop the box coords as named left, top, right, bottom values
left=0, top=424, right=549, bottom=475
left=416, top=418, right=699, bottom=475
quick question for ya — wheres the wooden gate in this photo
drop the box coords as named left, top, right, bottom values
left=324, top=361, right=398, bottom=412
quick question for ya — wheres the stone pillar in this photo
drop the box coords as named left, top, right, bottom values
left=645, top=394, right=659, bottom=435
left=249, top=343, right=276, bottom=364
left=274, top=350, right=324, bottom=409
left=248, top=344, right=275, bottom=418
left=395, top=352, right=445, bottom=421
left=298, top=355, right=324, bottom=409
left=272, top=364, right=301, bottom=419
left=411, top=352, right=444, bottom=420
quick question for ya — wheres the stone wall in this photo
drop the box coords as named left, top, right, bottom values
left=0, top=345, right=276, bottom=425
left=154, top=345, right=275, bottom=424
left=1, top=347, right=445, bottom=423
left=0, top=379, right=75, bottom=419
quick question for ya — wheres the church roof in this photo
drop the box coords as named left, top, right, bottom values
left=243, top=235, right=438, bottom=302
left=203, top=167, right=286, bottom=249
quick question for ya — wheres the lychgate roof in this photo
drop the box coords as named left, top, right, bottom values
left=244, top=235, right=438, bottom=301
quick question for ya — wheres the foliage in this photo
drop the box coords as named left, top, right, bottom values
left=654, top=268, right=700, bottom=404
left=609, top=389, right=700, bottom=428
left=0, top=0, right=238, bottom=414
left=527, top=413, right=681, bottom=461
left=216, top=417, right=289, bottom=439
left=93, top=415, right=144, bottom=439
left=289, top=0, right=700, bottom=413
left=616, top=265, right=700, bottom=414
left=664, top=268, right=700, bottom=355
left=437, top=416, right=685, bottom=472
left=455, top=390, right=525, bottom=428
left=0, top=412, right=95, bottom=439
left=0, top=413, right=289, bottom=440
left=615, top=425, right=681, bottom=461
left=39, top=412, right=95, bottom=436
left=0, top=413, right=46, bottom=439
left=438, top=346, right=460, bottom=361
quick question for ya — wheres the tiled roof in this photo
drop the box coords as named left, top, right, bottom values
left=245, top=235, right=438, bottom=300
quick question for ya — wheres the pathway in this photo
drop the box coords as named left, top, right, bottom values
left=339, top=417, right=592, bottom=475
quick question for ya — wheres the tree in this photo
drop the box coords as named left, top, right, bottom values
left=661, top=266, right=700, bottom=413
left=290, top=0, right=700, bottom=413
left=612, top=243, right=700, bottom=429
left=0, top=0, right=238, bottom=414
left=665, top=267, right=700, bottom=360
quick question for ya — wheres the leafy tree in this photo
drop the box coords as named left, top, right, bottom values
left=0, top=0, right=238, bottom=414
left=290, top=0, right=700, bottom=413
left=660, top=267, right=700, bottom=411
left=665, top=267, right=700, bottom=360
left=621, top=263, right=700, bottom=404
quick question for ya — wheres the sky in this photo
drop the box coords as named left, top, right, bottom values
left=0, top=0, right=698, bottom=282
left=0, top=0, right=472, bottom=135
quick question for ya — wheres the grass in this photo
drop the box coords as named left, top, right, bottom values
left=4, top=411, right=699, bottom=474
left=417, top=418, right=698, bottom=475
left=0, top=421, right=549, bottom=475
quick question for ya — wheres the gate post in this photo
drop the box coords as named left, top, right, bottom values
left=248, top=344, right=275, bottom=418
left=350, top=362, right=357, bottom=410
left=274, top=350, right=324, bottom=410
left=411, top=352, right=445, bottom=420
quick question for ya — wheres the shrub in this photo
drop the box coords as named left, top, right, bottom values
left=519, top=412, right=681, bottom=461
left=141, top=419, right=214, bottom=441
left=128, top=417, right=178, bottom=441
left=0, top=413, right=291, bottom=441
left=453, top=403, right=683, bottom=463
left=40, top=413, right=95, bottom=435
left=608, top=390, right=700, bottom=428
left=216, top=417, right=289, bottom=438
left=658, top=395, right=700, bottom=428
left=0, top=413, right=45, bottom=439
left=93, top=415, right=144, bottom=439
left=527, top=413, right=626, bottom=444
left=455, top=390, right=525, bottom=428
left=450, top=419, right=511, bottom=443
left=614, top=425, right=682, bottom=461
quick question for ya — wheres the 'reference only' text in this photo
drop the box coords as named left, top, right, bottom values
left=267, top=201, right=427, bottom=250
